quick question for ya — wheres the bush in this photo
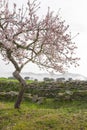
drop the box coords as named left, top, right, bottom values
left=0, top=81, right=20, bottom=92
left=0, top=79, right=87, bottom=101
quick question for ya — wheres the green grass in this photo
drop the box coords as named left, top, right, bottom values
left=0, top=100, right=87, bottom=130
left=0, top=78, right=19, bottom=83
left=0, top=78, right=33, bottom=83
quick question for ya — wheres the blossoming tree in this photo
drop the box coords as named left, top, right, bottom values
left=0, top=0, right=79, bottom=108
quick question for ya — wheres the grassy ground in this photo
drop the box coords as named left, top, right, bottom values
left=0, top=99, right=87, bottom=130
left=0, top=78, right=33, bottom=83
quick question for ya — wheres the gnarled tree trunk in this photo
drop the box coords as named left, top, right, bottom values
left=13, top=71, right=27, bottom=109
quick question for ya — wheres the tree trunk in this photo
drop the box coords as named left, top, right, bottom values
left=13, top=71, right=27, bottom=109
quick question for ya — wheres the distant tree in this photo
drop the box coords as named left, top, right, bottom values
left=68, top=78, right=73, bottom=81
left=34, top=79, right=38, bottom=82
left=43, top=77, right=50, bottom=82
left=56, top=77, right=65, bottom=82
left=43, top=77, right=54, bottom=82
left=0, top=0, right=79, bottom=108
left=24, top=77, right=30, bottom=80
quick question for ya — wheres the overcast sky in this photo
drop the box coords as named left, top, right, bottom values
left=0, top=0, right=87, bottom=76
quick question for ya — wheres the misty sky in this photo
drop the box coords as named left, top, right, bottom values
left=0, top=0, right=87, bottom=76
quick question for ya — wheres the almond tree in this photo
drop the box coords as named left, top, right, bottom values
left=0, top=0, right=79, bottom=108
